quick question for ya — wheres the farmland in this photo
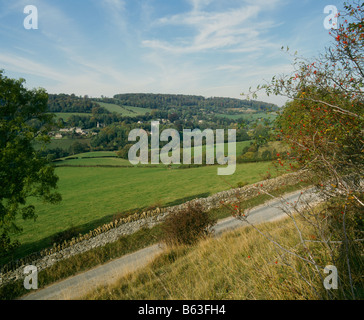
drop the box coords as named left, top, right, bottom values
left=55, top=141, right=253, bottom=167
left=33, top=138, right=91, bottom=151
left=48, top=101, right=154, bottom=122
left=7, top=159, right=281, bottom=263
left=95, top=102, right=153, bottom=117
left=215, top=112, right=278, bottom=121
left=1, top=91, right=282, bottom=266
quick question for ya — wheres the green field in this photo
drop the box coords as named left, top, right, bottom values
left=6, top=160, right=282, bottom=262
left=203, top=140, right=251, bottom=154
left=1, top=140, right=277, bottom=264
left=48, top=103, right=153, bottom=120
left=152, top=140, right=252, bottom=157
left=95, top=102, right=153, bottom=117
left=70, top=151, right=118, bottom=158
left=216, top=112, right=278, bottom=121
left=34, top=138, right=91, bottom=151
left=55, top=141, right=252, bottom=166
left=57, top=151, right=120, bottom=165
left=56, top=157, right=133, bottom=167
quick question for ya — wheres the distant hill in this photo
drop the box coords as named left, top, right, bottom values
left=47, top=93, right=278, bottom=114
left=112, top=93, right=279, bottom=112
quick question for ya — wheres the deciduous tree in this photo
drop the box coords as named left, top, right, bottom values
left=240, top=1, right=363, bottom=299
left=0, top=71, right=61, bottom=256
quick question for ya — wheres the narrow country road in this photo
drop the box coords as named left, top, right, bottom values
left=21, top=188, right=318, bottom=300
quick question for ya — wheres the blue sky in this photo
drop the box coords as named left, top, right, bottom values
left=0, top=0, right=344, bottom=106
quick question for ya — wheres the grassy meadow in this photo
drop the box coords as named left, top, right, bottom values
left=1, top=138, right=285, bottom=265
left=48, top=102, right=153, bottom=121
left=95, top=102, right=153, bottom=117
left=54, top=141, right=252, bottom=167
left=72, top=151, right=118, bottom=158
left=6, top=159, right=282, bottom=263
left=56, top=156, right=132, bottom=167
left=33, top=138, right=91, bottom=151
left=215, top=112, right=278, bottom=121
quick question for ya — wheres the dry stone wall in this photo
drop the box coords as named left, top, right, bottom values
left=0, top=170, right=309, bottom=287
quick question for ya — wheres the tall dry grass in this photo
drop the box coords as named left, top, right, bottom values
left=83, top=215, right=333, bottom=300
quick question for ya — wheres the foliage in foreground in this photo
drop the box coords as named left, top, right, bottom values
left=243, top=0, right=363, bottom=299
left=0, top=71, right=61, bottom=256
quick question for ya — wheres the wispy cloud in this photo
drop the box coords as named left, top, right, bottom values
left=0, top=54, right=67, bottom=82
left=142, top=1, right=281, bottom=54
left=188, top=0, right=213, bottom=11
left=98, top=0, right=128, bottom=35
left=102, top=0, right=126, bottom=11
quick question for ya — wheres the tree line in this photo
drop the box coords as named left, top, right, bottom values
left=47, top=94, right=108, bottom=114
left=111, top=93, right=279, bottom=112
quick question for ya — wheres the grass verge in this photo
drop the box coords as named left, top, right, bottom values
left=82, top=206, right=363, bottom=300
left=82, top=217, right=321, bottom=300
